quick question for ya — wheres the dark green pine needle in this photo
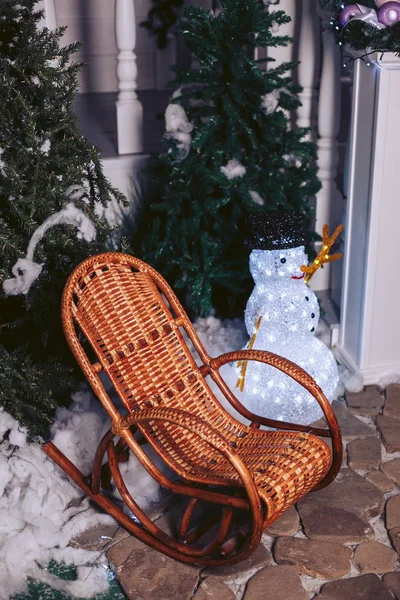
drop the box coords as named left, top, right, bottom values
left=0, top=0, right=125, bottom=438
left=135, top=0, right=321, bottom=318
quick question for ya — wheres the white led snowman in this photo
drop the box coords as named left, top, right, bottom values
left=236, top=212, right=342, bottom=425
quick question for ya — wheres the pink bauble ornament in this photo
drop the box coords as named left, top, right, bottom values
left=375, top=0, right=400, bottom=7
left=378, top=1, right=400, bottom=24
left=339, top=3, right=362, bottom=26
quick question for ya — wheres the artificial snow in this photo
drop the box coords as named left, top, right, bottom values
left=3, top=258, right=43, bottom=296
left=249, top=190, right=265, bottom=205
left=3, top=202, right=96, bottom=296
left=40, top=139, right=51, bottom=155
left=0, top=404, right=112, bottom=598
left=220, top=159, right=246, bottom=180
left=379, top=372, right=400, bottom=389
left=165, top=102, right=193, bottom=161
left=283, top=153, right=302, bottom=168
left=339, top=365, right=364, bottom=393
left=0, top=388, right=165, bottom=599
left=261, top=89, right=280, bottom=113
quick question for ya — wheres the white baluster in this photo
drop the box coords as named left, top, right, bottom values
left=115, top=0, right=143, bottom=154
left=37, top=0, right=57, bottom=30
left=311, top=19, right=342, bottom=291
left=268, top=0, right=296, bottom=68
left=296, top=0, right=319, bottom=133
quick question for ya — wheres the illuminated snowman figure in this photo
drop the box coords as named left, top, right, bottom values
left=236, top=212, right=342, bottom=425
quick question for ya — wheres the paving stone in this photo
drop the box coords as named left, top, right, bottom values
left=386, top=496, right=400, bottom=530
left=347, top=437, right=382, bottom=470
left=107, top=535, right=138, bottom=567
left=331, top=401, right=377, bottom=439
left=69, top=523, right=119, bottom=551
left=203, top=541, right=272, bottom=579
left=383, top=572, right=400, bottom=598
left=297, top=467, right=384, bottom=521
left=377, top=415, right=400, bottom=453
left=192, top=577, right=236, bottom=600
left=384, top=384, right=400, bottom=420
left=296, top=504, right=373, bottom=543
left=108, top=536, right=200, bottom=600
left=244, top=565, right=307, bottom=600
left=353, top=540, right=397, bottom=574
left=319, top=573, right=395, bottom=600
left=381, top=458, right=400, bottom=485
left=266, top=507, right=300, bottom=537
left=109, top=527, right=131, bottom=546
left=367, top=470, right=395, bottom=493
left=273, top=537, right=351, bottom=579
left=388, top=527, right=400, bottom=554
left=346, top=386, right=385, bottom=416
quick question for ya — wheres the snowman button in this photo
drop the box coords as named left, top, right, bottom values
left=305, top=296, right=309, bottom=301
left=311, top=327, right=315, bottom=332
left=311, top=313, right=315, bottom=318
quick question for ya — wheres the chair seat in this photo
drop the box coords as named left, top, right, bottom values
left=140, top=418, right=331, bottom=525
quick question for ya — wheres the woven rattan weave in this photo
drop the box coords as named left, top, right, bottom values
left=43, top=252, right=342, bottom=566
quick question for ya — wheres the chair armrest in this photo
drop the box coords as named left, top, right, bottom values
left=113, top=406, right=263, bottom=524
left=209, top=349, right=342, bottom=485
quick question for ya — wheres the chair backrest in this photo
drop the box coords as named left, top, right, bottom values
left=62, top=252, right=237, bottom=432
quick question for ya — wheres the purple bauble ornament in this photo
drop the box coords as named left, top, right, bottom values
left=378, top=1, right=400, bottom=24
left=339, top=3, right=362, bottom=26
left=376, top=0, right=400, bottom=7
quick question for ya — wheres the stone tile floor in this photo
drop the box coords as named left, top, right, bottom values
left=73, top=384, right=400, bottom=599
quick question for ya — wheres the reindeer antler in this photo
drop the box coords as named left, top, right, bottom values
left=300, top=224, right=343, bottom=283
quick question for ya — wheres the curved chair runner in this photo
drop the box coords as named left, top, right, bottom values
left=43, top=252, right=342, bottom=567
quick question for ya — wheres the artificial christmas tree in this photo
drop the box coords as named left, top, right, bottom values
left=135, top=0, right=321, bottom=318
left=0, top=0, right=124, bottom=437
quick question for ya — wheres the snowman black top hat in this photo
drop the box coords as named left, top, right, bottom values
left=244, top=210, right=308, bottom=251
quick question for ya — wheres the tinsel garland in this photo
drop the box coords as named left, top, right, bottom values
left=320, top=0, right=400, bottom=56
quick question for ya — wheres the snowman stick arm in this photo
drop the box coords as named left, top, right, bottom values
left=301, top=224, right=343, bottom=283
left=208, top=350, right=342, bottom=484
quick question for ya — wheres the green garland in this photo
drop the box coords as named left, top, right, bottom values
left=320, top=0, right=400, bottom=56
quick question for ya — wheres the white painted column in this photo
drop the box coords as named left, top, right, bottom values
left=311, top=20, right=343, bottom=291
left=338, top=54, right=400, bottom=384
left=115, top=0, right=143, bottom=154
left=37, top=0, right=57, bottom=30
left=296, top=0, right=319, bottom=132
left=267, top=0, right=296, bottom=67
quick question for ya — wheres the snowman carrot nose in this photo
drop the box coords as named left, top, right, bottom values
left=300, top=224, right=343, bottom=283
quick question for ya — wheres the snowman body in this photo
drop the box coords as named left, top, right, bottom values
left=237, top=246, right=338, bottom=425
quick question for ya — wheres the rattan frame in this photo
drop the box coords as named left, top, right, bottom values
left=43, top=252, right=342, bottom=566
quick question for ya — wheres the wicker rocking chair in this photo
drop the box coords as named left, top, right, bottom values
left=43, top=252, right=342, bottom=567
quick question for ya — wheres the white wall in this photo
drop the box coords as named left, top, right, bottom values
left=55, top=0, right=155, bottom=92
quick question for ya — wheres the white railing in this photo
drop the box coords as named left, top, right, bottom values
left=40, top=0, right=144, bottom=156
left=115, top=0, right=143, bottom=154
left=269, top=3, right=344, bottom=293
